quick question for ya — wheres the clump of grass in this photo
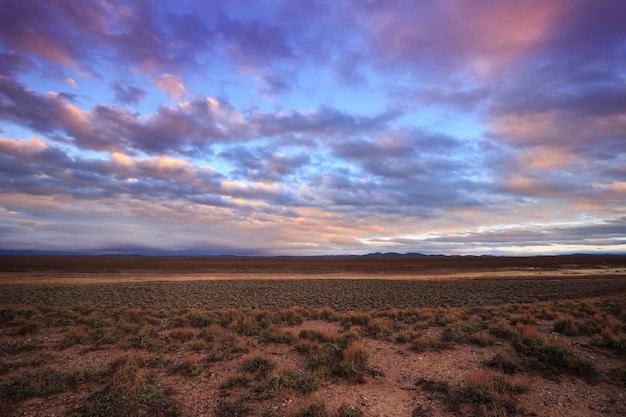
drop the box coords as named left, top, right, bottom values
left=179, top=354, right=203, bottom=377
left=365, top=318, right=393, bottom=340
left=258, top=327, right=297, bottom=345
left=488, top=319, right=517, bottom=340
left=451, top=369, right=528, bottom=416
left=336, top=404, right=363, bottom=417
left=298, top=342, right=336, bottom=376
left=459, top=369, right=498, bottom=404
left=492, top=323, right=598, bottom=377
left=58, top=326, right=90, bottom=349
left=469, top=333, right=496, bottom=347
left=184, top=310, right=217, bottom=328
left=486, top=352, right=522, bottom=375
left=230, top=312, right=270, bottom=336
left=73, top=354, right=182, bottom=417
left=220, top=374, right=252, bottom=389
left=296, top=339, right=369, bottom=383
left=336, top=342, right=369, bottom=382
left=441, top=320, right=482, bottom=343
left=509, top=312, right=537, bottom=326
left=215, top=393, right=254, bottom=417
left=299, top=328, right=334, bottom=343
left=198, top=324, right=223, bottom=342
left=10, top=320, right=41, bottom=336
left=271, top=306, right=305, bottom=325
left=292, top=401, right=331, bottom=417
left=531, top=342, right=597, bottom=377
left=409, top=334, right=446, bottom=352
left=0, top=366, right=90, bottom=400
left=309, top=307, right=340, bottom=322
left=335, top=332, right=360, bottom=349
left=166, top=328, right=196, bottom=343
left=394, top=332, right=411, bottom=343
left=342, top=311, right=371, bottom=327
left=239, top=355, right=277, bottom=375
left=255, top=369, right=319, bottom=399
left=594, top=326, right=626, bottom=351
left=205, top=333, right=250, bottom=362
left=0, top=339, right=42, bottom=355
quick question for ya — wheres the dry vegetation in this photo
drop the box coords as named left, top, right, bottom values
left=0, top=255, right=625, bottom=416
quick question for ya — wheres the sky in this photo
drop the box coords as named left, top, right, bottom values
left=0, top=0, right=625, bottom=256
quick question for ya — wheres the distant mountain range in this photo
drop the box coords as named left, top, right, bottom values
left=0, top=249, right=622, bottom=258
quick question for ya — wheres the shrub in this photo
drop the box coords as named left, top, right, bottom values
left=58, top=326, right=90, bottom=349
left=11, top=320, right=41, bottom=336
left=336, top=404, right=363, bottom=417
left=166, top=328, right=196, bottom=343
left=0, top=339, right=42, bottom=355
left=469, top=333, right=496, bottom=347
left=0, top=367, right=76, bottom=400
left=219, top=374, right=251, bottom=389
left=239, top=356, right=277, bottom=375
left=365, top=318, right=393, bottom=340
left=179, top=354, right=203, bottom=377
left=215, top=395, right=254, bottom=417
left=272, top=307, right=305, bottom=325
left=337, top=342, right=369, bottom=382
left=453, top=370, right=527, bottom=416
left=258, top=328, right=297, bottom=345
left=488, top=320, right=517, bottom=340
left=292, top=401, right=331, bottom=417
left=255, top=370, right=319, bottom=398
left=552, top=314, right=579, bottom=335
left=409, top=334, right=445, bottom=352
left=74, top=355, right=181, bottom=417
left=535, top=342, right=597, bottom=377
left=441, top=321, right=481, bottom=343
left=595, top=327, right=626, bottom=351
left=299, top=328, right=334, bottom=343
left=460, top=370, right=496, bottom=404
left=486, top=353, right=522, bottom=374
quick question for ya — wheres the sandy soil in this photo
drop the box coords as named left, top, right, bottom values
left=2, top=267, right=626, bottom=285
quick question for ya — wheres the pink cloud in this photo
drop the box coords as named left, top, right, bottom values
left=153, top=74, right=185, bottom=99
left=64, top=78, right=79, bottom=88
left=355, top=0, right=568, bottom=78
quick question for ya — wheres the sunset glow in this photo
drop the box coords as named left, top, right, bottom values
left=0, top=0, right=625, bottom=256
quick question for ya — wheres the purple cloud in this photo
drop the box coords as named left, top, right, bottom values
left=111, top=81, right=146, bottom=104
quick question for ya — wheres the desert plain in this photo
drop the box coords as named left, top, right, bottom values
left=0, top=255, right=625, bottom=416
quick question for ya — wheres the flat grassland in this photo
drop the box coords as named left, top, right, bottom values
left=1, top=255, right=625, bottom=417
left=1, top=255, right=626, bottom=309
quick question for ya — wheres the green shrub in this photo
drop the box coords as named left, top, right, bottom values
left=486, top=353, right=522, bottom=374
left=254, top=370, right=319, bottom=399
left=292, top=401, right=331, bottom=417
left=336, top=404, right=363, bottom=417
left=73, top=355, right=181, bottom=417
left=219, top=374, right=251, bottom=389
left=239, top=356, right=277, bottom=375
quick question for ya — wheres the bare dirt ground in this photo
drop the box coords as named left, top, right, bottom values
left=1, top=255, right=625, bottom=417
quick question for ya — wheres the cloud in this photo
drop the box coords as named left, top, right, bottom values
left=111, top=81, right=146, bottom=104
left=220, top=146, right=311, bottom=183
left=1, top=0, right=625, bottom=255
left=350, top=0, right=566, bottom=80
left=1, top=73, right=402, bottom=157
left=153, top=74, right=185, bottom=99
left=64, top=78, right=78, bottom=88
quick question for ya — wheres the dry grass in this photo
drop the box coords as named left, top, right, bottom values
left=0, top=255, right=625, bottom=416
left=1, top=295, right=624, bottom=415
